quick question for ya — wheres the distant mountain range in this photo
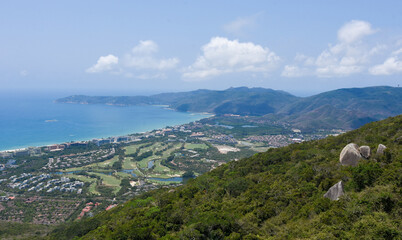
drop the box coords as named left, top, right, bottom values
left=57, top=86, right=402, bottom=130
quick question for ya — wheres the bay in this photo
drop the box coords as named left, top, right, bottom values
left=0, top=92, right=207, bottom=151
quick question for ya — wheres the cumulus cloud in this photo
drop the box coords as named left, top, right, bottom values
left=86, top=54, right=119, bottom=73
left=369, top=48, right=402, bottom=75
left=86, top=40, right=179, bottom=78
left=337, top=20, right=376, bottom=43
left=182, top=37, right=280, bottom=80
left=282, top=20, right=381, bottom=78
left=132, top=40, right=158, bottom=54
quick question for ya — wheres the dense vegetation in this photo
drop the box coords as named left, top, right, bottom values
left=48, top=115, right=402, bottom=239
left=56, top=86, right=402, bottom=130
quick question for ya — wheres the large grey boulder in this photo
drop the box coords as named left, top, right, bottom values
left=359, top=145, right=371, bottom=159
left=340, top=143, right=361, bottom=166
left=377, top=144, right=387, bottom=155
left=324, top=181, right=344, bottom=201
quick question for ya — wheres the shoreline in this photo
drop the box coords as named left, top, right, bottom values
left=0, top=111, right=214, bottom=154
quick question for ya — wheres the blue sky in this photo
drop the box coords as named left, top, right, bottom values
left=1, top=1, right=402, bottom=96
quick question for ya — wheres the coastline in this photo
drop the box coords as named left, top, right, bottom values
left=0, top=110, right=213, bottom=153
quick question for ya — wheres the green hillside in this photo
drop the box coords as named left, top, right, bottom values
left=48, top=115, right=402, bottom=239
left=278, top=86, right=402, bottom=130
left=56, top=86, right=402, bottom=130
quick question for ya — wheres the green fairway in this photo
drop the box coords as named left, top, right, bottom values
left=124, top=143, right=145, bottom=155
left=153, top=159, right=172, bottom=173
left=64, top=174, right=95, bottom=183
left=93, top=155, right=120, bottom=168
left=89, top=182, right=100, bottom=195
left=114, top=171, right=133, bottom=179
left=184, top=143, right=209, bottom=150
left=91, top=172, right=121, bottom=186
left=90, top=172, right=122, bottom=194
left=122, top=157, right=137, bottom=169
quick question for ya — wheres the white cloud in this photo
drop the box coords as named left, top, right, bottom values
left=132, top=40, right=158, bottom=54
left=86, top=40, right=179, bottom=77
left=369, top=48, right=402, bottom=75
left=124, top=40, right=179, bottom=70
left=282, top=20, right=381, bottom=78
left=183, top=37, right=280, bottom=80
left=86, top=54, right=119, bottom=73
left=337, top=20, right=376, bottom=43
left=223, top=12, right=262, bottom=36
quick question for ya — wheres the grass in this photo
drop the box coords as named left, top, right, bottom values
left=62, top=155, right=120, bottom=172
left=134, top=156, right=153, bottom=169
left=146, top=179, right=180, bottom=185
left=184, top=143, right=209, bottom=150
left=90, top=172, right=121, bottom=186
left=251, top=147, right=270, bottom=152
left=132, top=168, right=144, bottom=177
left=122, top=157, right=137, bottom=170
left=114, top=172, right=134, bottom=179
left=64, top=174, right=95, bottom=183
left=124, top=143, right=146, bottom=155
left=90, top=155, right=119, bottom=168
left=90, top=172, right=121, bottom=194
left=64, top=174, right=100, bottom=195
left=153, top=159, right=173, bottom=173
left=88, top=182, right=100, bottom=195
left=61, top=167, right=86, bottom=172
left=138, top=142, right=164, bottom=155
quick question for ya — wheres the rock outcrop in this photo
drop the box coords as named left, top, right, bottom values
left=359, top=145, right=371, bottom=159
left=377, top=144, right=387, bottom=155
left=324, top=181, right=344, bottom=201
left=340, top=143, right=361, bottom=166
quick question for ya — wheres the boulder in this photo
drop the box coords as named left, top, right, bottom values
left=359, top=145, right=371, bottom=159
left=377, top=144, right=387, bottom=155
left=324, top=181, right=344, bottom=201
left=340, top=143, right=361, bottom=166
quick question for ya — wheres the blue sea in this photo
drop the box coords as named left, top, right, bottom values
left=0, top=91, right=207, bottom=151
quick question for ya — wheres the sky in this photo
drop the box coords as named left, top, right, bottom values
left=1, top=0, right=402, bottom=96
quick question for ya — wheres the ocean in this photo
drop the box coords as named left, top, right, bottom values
left=0, top=91, right=207, bottom=151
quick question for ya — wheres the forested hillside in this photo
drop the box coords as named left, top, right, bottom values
left=48, top=115, right=402, bottom=239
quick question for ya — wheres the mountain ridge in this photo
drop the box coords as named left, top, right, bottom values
left=56, top=86, right=402, bottom=130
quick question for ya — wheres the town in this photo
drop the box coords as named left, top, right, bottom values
left=0, top=115, right=345, bottom=224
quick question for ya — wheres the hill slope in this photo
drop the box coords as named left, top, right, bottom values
left=48, top=115, right=402, bottom=239
left=57, top=86, right=402, bottom=130
left=278, top=86, right=402, bottom=130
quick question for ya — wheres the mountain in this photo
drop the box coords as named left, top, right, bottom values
left=276, top=86, right=402, bottom=130
left=57, top=86, right=402, bottom=130
left=57, top=87, right=299, bottom=116
left=47, top=115, right=402, bottom=239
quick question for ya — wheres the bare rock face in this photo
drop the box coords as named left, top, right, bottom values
left=324, top=181, right=344, bottom=201
left=359, top=145, right=371, bottom=159
left=340, top=143, right=361, bottom=166
left=377, top=144, right=387, bottom=155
